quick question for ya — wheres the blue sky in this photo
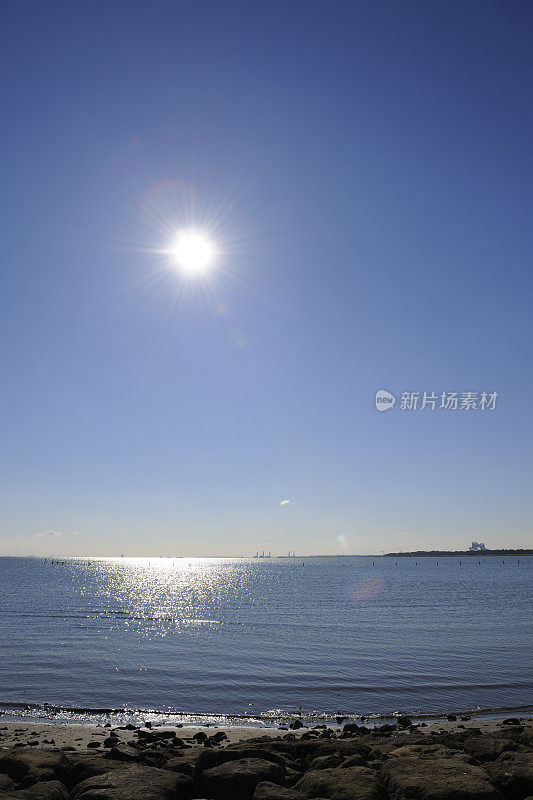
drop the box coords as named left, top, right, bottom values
left=1, top=1, right=531, bottom=556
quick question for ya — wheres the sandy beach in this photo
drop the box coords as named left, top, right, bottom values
left=0, top=713, right=531, bottom=798
left=0, top=714, right=529, bottom=751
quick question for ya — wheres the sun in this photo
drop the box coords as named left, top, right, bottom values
left=171, top=232, right=214, bottom=273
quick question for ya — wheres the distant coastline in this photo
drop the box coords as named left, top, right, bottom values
left=1, top=550, right=532, bottom=559
left=383, top=548, right=532, bottom=557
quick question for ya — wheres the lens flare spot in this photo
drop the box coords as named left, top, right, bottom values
left=350, top=577, right=384, bottom=603
left=228, top=330, right=247, bottom=350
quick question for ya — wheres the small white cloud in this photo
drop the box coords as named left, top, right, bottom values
left=36, top=530, right=62, bottom=538
left=280, top=499, right=292, bottom=506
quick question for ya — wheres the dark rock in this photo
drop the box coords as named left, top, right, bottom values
left=342, top=723, right=360, bottom=736
left=397, top=716, right=413, bottom=729
left=61, top=753, right=130, bottom=790
left=244, top=736, right=275, bottom=744
left=198, top=757, right=284, bottom=800
left=502, top=727, right=526, bottom=739
left=262, top=735, right=373, bottom=766
left=142, top=751, right=171, bottom=769
left=0, top=773, right=16, bottom=791
left=254, top=781, right=306, bottom=799
left=373, top=723, right=396, bottom=736
left=464, top=734, right=520, bottom=763
left=289, top=720, right=304, bottom=730
left=519, top=729, right=533, bottom=749
left=341, top=753, right=366, bottom=767
left=165, top=758, right=194, bottom=778
left=485, top=753, right=533, bottom=799
left=104, top=744, right=141, bottom=763
left=136, top=728, right=155, bottom=740
left=157, top=730, right=176, bottom=739
left=295, top=765, right=380, bottom=800
left=165, top=751, right=200, bottom=776
left=382, top=752, right=506, bottom=800
left=0, top=749, right=66, bottom=787
left=447, top=715, right=458, bottom=721
left=193, top=731, right=209, bottom=742
left=284, top=766, right=304, bottom=786
left=103, top=735, right=120, bottom=748
left=69, top=763, right=193, bottom=799
left=86, top=741, right=101, bottom=748
left=2, top=779, right=68, bottom=799
left=366, top=737, right=424, bottom=761
left=386, top=742, right=465, bottom=759
left=196, top=746, right=286, bottom=775
left=309, top=753, right=344, bottom=770
left=503, top=719, right=523, bottom=726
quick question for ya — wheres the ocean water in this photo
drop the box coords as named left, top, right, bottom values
left=0, top=556, right=531, bottom=725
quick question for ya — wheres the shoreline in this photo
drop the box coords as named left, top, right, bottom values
left=2, top=703, right=532, bottom=729
left=1, top=705, right=531, bottom=731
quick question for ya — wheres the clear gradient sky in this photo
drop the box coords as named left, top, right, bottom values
left=1, top=1, right=532, bottom=557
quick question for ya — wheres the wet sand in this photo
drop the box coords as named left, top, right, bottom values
left=0, top=713, right=529, bottom=751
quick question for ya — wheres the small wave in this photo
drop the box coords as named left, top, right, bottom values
left=1, top=612, right=235, bottom=624
left=1, top=700, right=532, bottom=726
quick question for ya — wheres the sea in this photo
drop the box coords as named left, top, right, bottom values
left=0, top=555, right=531, bottom=726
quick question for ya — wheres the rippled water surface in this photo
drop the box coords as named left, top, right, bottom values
left=1, top=556, right=531, bottom=722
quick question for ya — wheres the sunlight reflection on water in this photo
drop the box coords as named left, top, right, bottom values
left=1, top=556, right=531, bottom=720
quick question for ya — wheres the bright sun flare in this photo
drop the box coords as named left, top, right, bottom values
left=171, top=233, right=213, bottom=273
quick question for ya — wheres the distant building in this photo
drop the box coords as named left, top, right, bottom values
left=469, top=541, right=487, bottom=552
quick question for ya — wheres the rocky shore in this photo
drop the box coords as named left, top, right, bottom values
left=0, top=716, right=531, bottom=799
